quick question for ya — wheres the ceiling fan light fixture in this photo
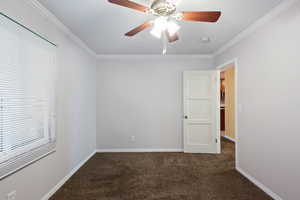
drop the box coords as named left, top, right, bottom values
left=150, top=26, right=162, bottom=38
left=150, top=17, right=180, bottom=39
left=150, top=17, right=168, bottom=38
left=167, top=21, right=180, bottom=36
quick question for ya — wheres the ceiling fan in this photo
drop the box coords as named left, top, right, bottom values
left=108, top=0, right=221, bottom=43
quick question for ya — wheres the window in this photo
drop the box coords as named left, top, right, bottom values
left=0, top=13, right=56, bottom=179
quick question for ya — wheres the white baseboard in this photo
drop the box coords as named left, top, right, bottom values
left=41, top=150, right=96, bottom=200
left=236, top=166, right=282, bottom=200
left=96, top=149, right=183, bottom=153
left=222, top=135, right=235, bottom=142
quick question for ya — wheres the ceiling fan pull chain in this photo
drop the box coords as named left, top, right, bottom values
left=162, top=31, right=167, bottom=55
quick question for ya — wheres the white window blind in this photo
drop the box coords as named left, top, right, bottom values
left=0, top=13, right=56, bottom=179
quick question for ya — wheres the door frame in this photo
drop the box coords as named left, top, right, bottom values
left=216, top=58, right=239, bottom=166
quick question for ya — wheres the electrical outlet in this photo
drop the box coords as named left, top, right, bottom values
left=131, top=136, right=136, bottom=142
left=6, top=191, right=16, bottom=200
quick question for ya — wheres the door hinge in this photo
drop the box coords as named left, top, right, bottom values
left=215, top=138, right=218, bottom=143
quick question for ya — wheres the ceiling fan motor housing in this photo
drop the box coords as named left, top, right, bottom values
left=151, top=0, right=176, bottom=16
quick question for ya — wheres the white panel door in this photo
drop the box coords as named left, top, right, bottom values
left=183, top=71, right=220, bottom=153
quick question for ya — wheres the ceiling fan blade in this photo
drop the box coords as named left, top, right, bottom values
left=166, top=30, right=179, bottom=43
left=181, top=11, right=221, bottom=22
left=108, top=0, right=149, bottom=12
left=125, top=21, right=152, bottom=36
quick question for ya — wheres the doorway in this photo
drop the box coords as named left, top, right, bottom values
left=217, top=60, right=237, bottom=156
left=182, top=60, right=238, bottom=155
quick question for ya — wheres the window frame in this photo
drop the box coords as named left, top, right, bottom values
left=0, top=12, right=57, bottom=180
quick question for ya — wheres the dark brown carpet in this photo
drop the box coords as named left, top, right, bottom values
left=50, top=139, right=272, bottom=200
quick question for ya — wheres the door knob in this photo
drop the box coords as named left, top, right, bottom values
left=184, top=116, right=188, bottom=119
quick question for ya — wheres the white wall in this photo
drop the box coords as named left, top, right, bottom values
left=215, top=1, right=300, bottom=199
left=0, top=1, right=97, bottom=200
left=96, top=55, right=214, bottom=150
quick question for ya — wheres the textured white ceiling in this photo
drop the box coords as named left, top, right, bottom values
left=38, top=0, right=283, bottom=54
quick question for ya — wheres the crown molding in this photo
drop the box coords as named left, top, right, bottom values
left=25, top=0, right=97, bottom=58
left=96, top=54, right=214, bottom=59
left=24, top=0, right=297, bottom=60
left=213, top=0, right=298, bottom=57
